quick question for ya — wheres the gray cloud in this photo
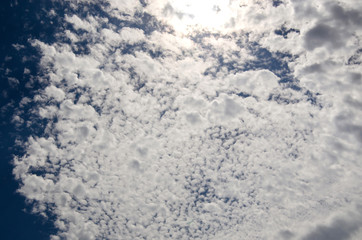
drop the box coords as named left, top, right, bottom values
left=279, top=230, right=295, bottom=239
left=335, top=112, right=362, bottom=143
left=349, top=72, right=362, bottom=83
left=302, top=63, right=324, bottom=74
left=330, top=4, right=362, bottom=26
left=302, top=216, right=362, bottom=240
left=304, top=4, right=362, bottom=51
left=304, top=23, right=343, bottom=50
left=162, top=3, right=188, bottom=20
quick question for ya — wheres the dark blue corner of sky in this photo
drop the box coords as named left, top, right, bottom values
left=0, top=1, right=59, bottom=239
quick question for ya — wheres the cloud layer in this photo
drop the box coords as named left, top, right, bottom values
left=11, top=0, right=362, bottom=239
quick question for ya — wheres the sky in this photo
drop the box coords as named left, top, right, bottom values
left=1, top=0, right=362, bottom=239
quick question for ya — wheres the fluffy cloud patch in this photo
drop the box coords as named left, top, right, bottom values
left=227, top=70, right=280, bottom=100
left=12, top=0, right=362, bottom=239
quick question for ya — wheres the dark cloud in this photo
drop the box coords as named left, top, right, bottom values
left=279, top=230, right=295, bottom=239
left=344, top=124, right=362, bottom=142
left=302, top=217, right=361, bottom=240
left=330, top=4, right=362, bottom=26
left=335, top=112, right=362, bottom=143
left=345, top=95, right=362, bottom=111
left=349, top=72, right=362, bottom=83
left=302, top=63, right=323, bottom=74
left=304, top=23, right=343, bottom=50
left=304, top=4, right=362, bottom=51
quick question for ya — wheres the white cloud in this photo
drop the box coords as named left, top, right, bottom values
left=44, top=85, right=66, bottom=102
left=12, top=0, right=362, bottom=239
left=106, top=0, right=142, bottom=16
left=227, top=70, right=280, bottom=100
left=65, top=14, right=98, bottom=33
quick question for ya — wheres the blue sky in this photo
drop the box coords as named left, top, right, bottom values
left=0, top=1, right=59, bottom=239
left=2, top=0, right=362, bottom=239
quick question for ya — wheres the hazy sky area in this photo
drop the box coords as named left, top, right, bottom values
left=1, top=0, right=362, bottom=239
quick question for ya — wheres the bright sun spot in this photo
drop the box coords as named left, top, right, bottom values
left=163, top=0, right=239, bottom=33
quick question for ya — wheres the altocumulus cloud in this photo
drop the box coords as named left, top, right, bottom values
left=11, top=0, right=362, bottom=239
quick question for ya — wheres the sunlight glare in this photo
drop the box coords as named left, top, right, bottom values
left=165, top=0, right=238, bottom=33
